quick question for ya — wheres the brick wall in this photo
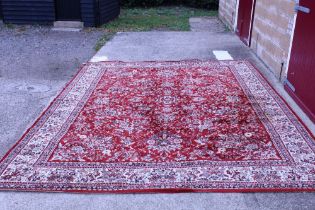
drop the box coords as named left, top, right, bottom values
left=219, top=0, right=296, bottom=78
left=250, top=0, right=296, bottom=78
left=219, top=0, right=238, bottom=29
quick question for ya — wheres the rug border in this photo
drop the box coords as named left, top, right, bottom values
left=1, top=187, right=315, bottom=194
left=245, top=60, right=315, bottom=140
left=0, top=60, right=314, bottom=194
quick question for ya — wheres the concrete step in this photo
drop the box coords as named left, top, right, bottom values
left=53, top=21, right=83, bottom=28
left=51, top=27, right=82, bottom=32
left=52, top=21, right=83, bottom=32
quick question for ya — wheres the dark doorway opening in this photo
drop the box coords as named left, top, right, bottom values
left=0, top=0, right=3, bottom=20
left=55, top=0, right=81, bottom=21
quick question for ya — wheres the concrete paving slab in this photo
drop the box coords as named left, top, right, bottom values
left=91, top=31, right=250, bottom=62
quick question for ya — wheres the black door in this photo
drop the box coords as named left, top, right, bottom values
left=0, top=0, right=3, bottom=20
left=55, top=0, right=81, bottom=21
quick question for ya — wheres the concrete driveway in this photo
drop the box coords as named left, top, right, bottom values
left=0, top=20, right=314, bottom=210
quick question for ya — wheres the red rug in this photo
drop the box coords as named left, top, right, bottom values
left=0, top=60, right=315, bottom=193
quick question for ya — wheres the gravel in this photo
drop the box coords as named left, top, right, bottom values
left=0, top=24, right=103, bottom=81
left=0, top=23, right=103, bottom=160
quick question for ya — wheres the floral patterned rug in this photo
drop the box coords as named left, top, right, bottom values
left=0, top=60, right=314, bottom=193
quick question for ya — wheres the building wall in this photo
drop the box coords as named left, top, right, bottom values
left=1, top=0, right=97, bottom=26
left=250, top=0, right=296, bottom=78
left=98, top=0, right=120, bottom=26
left=2, top=0, right=55, bottom=25
left=81, top=0, right=97, bottom=27
left=1, top=0, right=120, bottom=27
left=219, top=0, right=238, bottom=30
left=219, top=0, right=296, bottom=78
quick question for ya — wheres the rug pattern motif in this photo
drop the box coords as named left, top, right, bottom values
left=0, top=61, right=314, bottom=192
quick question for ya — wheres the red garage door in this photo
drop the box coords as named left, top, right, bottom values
left=285, top=0, right=315, bottom=122
left=236, top=0, right=256, bottom=46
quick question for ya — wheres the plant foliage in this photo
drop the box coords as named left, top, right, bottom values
left=120, top=0, right=219, bottom=9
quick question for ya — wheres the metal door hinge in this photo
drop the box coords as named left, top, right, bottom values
left=284, top=79, right=296, bottom=92
left=295, top=5, right=311, bottom=13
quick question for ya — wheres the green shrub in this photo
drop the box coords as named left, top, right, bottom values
left=120, top=0, right=219, bottom=9
left=121, top=0, right=164, bottom=7
left=181, top=0, right=219, bottom=9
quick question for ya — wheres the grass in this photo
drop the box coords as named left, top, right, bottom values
left=102, top=6, right=217, bottom=32
left=94, top=32, right=116, bottom=51
left=95, top=6, right=217, bottom=51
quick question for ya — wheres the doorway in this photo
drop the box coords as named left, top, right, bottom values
left=236, top=0, right=256, bottom=46
left=285, top=0, right=315, bottom=123
left=55, top=0, right=81, bottom=21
